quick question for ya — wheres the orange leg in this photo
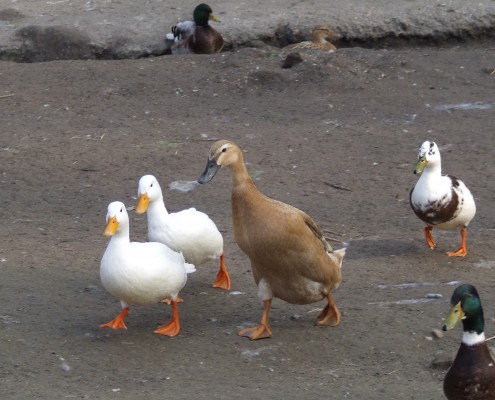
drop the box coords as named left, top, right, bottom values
left=316, top=292, right=341, bottom=327
left=424, top=226, right=436, bottom=249
left=100, top=307, right=129, bottom=330
left=212, top=251, right=231, bottom=291
left=238, top=299, right=273, bottom=340
left=154, top=301, right=181, bottom=336
left=447, top=228, right=468, bottom=257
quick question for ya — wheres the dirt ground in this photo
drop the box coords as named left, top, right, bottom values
left=1, top=44, right=495, bottom=399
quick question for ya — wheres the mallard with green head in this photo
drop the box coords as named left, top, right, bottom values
left=165, top=3, right=224, bottom=55
left=442, top=284, right=495, bottom=399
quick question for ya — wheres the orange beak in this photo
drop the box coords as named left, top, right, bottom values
left=103, top=216, right=118, bottom=236
left=135, top=193, right=150, bottom=214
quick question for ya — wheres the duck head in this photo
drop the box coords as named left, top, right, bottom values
left=193, top=3, right=220, bottom=26
left=414, top=140, right=441, bottom=174
left=198, top=140, right=241, bottom=183
left=442, top=284, right=484, bottom=336
left=104, top=201, right=129, bottom=236
left=313, top=25, right=337, bottom=43
left=136, top=175, right=162, bottom=214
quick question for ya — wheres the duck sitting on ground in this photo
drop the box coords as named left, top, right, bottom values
left=165, top=3, right=223, bottom=54
left=136, top=174, right=230, bottom=290
left=283, top=25, right=337, bottom=52
left=198, top=140, right=346, bottom=340
left=442, top=284, right=495, bottom=399
left=410, top=140, right=476, bottom=257
left=100, top=201, right=195, bottom=336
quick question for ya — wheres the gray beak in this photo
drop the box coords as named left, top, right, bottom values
left=198, top=157, right=220, bottom=184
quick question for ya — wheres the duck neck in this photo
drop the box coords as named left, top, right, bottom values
left=462, top=331, right=486, bottom=346
left=461, top=310, right=485, bottom=340
left=315, top=33, right=329, bottom=44
left=147, top=197, right=170, bottom=224
left=229, top=158, right=256, bottom=192
left=108, top=227, right=130, bottom=248
left=424, top=158, right=442, bottom=177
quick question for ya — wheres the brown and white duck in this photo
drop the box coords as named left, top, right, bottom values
left=165, top=3, right=223, bottom=55
left=283, top=25, right=337, bottom=52
left=410, top=140, right=476, bottom=257
left=198, top=140, right=346, bottom=340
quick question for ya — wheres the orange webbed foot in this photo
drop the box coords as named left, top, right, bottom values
left=154, top=301, right=181, bottom=337
left=238, top=324, right=272, bottom=340
left=100, top=307, right=129, bottom=330
left=447, top=247, right=467, bottom=257
left=212, top=251, right=231, bottom=290
left=447, top=228, right=468, bottom=257
left=154, top=320, right=180, bottom=336
left=316, top=303, right=341, bottom=327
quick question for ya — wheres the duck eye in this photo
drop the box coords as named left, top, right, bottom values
left=222, top=147, right=227, bottom=153
left=150, top=183, right=153, bottom=187
left=120, top=208, right=123, bottom=213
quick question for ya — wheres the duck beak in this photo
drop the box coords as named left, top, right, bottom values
left=104, top=216, right=118, bottom=236
left=442, top=301, right=465, bottom=331
left=209, top=13, right=220, bottom=22
left=413, top=156, right=427, bottom=174
left=198, top=157, right=220, bottom=184
left=136, top=193, right=150, bottom=214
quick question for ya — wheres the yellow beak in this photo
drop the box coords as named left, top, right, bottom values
left=104, top=216, right=118, bottom=236
left=135, top=193, right=150, bottom=214
left=414, top=156, right=427, bottom=174
left=442, top=301, right=465, bottom=331
left=209, top=13, right=220, bottom=22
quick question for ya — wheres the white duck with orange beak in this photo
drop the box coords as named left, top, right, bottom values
left=100, top=201, right=194, bottom=336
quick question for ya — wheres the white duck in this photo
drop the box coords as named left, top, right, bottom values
left=136, top=175, right=230, bottom=290
left=410, top=140, right=476, bottom=257
left=100, top=201, right=195, bottom=336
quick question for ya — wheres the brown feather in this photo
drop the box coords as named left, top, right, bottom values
left=444, top=342, right=495, bottom=400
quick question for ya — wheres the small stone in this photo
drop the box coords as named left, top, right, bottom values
left=431, top=329, right=444, bottom=339
left=291, top=314, right=303, bottom=320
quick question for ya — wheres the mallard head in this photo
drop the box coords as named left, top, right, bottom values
left=193, top=3, right=220, bottom=26
left=442, top=284, right=485, bottom=339
left=413, top=140, right=441, bottom=174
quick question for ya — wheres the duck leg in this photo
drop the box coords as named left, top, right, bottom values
left=100, top=307, right=129, bottom=330
left=423, top=226, right=436, bottom=249
left=154, top=300, right=181, bottom=336
left=447, top=228, right=468, bottom=257
left=212, top=251, right=231, bottom=290
left=238, top=299, right=272, bottom=340
left=316, top=292, right=341, bottom=326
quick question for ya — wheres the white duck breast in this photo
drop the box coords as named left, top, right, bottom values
left=136, top=175, right=230, bottom=290
left=410, top=140, right=476, bottom=257
left=101, top=241, right=188, bottom=306
left=99, top=201, right=193, bottom=336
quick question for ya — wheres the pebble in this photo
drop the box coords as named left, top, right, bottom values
left=431, top=329, right=444, bottom=339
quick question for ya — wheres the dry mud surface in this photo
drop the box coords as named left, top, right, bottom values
left=1, top=45, right=495, bottom=399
